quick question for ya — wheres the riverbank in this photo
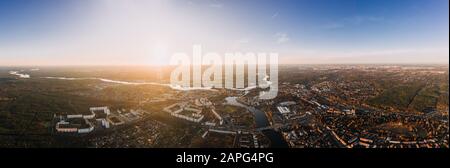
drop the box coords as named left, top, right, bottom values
left=224, top=97, right=288, bottom=148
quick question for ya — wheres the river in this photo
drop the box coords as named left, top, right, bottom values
left=39, top=75, right=288, bottom=147
left=225, top=97, right=289, bottom=148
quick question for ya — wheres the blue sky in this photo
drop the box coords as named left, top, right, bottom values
left=0, top=0, right=448, bottom=65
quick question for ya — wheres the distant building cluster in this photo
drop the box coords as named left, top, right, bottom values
left=164, top=103, right=204, bottom=123
left=164, top=97, right=225, bottom=126
left=55, top=107, right=111, bottom=134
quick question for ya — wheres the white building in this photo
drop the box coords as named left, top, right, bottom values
left=55, top=121, right=78, bottom=133
left=211, top=109, right=224, bottom=125
left=55, top=117, right=94, bottom=134
left=277, top=106, right=291, bottom=114
left=56, top=106, right=111, bottom=134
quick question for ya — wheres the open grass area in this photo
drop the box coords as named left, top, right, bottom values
left=368, top=83, right=425, bottom=109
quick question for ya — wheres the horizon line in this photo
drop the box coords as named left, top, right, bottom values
left=0, top=63, right=449, bottom=67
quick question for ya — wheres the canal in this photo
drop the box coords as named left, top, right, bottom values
left=225, top=97, right=289, bottom=148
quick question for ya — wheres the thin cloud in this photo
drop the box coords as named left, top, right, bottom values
left=231, top=38, right=251, bottom=49
left=209, top=3, right=223, bottom=8
left=275, top=32, right=290, bottom=44
left=209, top=0, right=223, bottom=8
left=323, top=15, right=384, bottom=29
left=271, top=12, right=279, bottom=19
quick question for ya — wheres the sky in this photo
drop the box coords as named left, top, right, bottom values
left=0, top=0, right=448, bottom=66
